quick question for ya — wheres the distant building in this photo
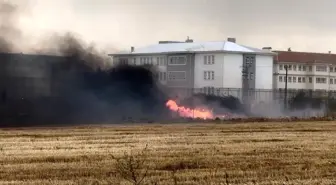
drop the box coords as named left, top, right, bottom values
left=273, top=50, right=336, bottom=91
left=109, top=38, right=275, bottom=93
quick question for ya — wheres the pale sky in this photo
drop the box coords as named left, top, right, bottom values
left=10, top=0, right=336, bottom=53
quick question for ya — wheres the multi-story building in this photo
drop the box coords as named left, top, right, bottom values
left=110, top=38, right=275, bottom=95
left=273, top=50, right=336, bottom=91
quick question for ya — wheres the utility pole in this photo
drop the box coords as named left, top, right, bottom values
left=327, top=64, right=332, bottom=115
left=284, top=65, right=288, bottom=110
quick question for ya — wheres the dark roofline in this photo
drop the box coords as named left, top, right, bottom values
left=273, top=50, right=335, bottom=55
left=0, top=52, right=70, bottom=58
left=109, top=50, right=276, bottom=57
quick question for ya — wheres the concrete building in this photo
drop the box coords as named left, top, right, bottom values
left=273, top=50, right=336, bottom=91
left=110, top=38, right=275, bottom=96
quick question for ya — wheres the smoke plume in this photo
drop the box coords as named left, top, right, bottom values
left=0, top=1, right=329, bottom=127
left=0, top=0, right=22, bottom=52
left=0, top=0, right=173, bottom=126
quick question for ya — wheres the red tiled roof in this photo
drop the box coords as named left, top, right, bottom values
left=273, top=50, right=336, bottom=64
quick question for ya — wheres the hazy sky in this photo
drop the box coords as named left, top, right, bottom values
left=15, top=0, right=336, bottom=52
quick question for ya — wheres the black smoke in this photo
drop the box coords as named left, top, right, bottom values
left=0, top=1, right=249, bottom=127
left=0, top=0, right=172, bottom=126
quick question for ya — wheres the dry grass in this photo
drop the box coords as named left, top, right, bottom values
left=0, top=121, right=336, bottom=185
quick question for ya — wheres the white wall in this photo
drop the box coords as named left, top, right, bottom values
left=194, top=53, right=224, bottom=88
left=255, top=55, right=273, bottom=89
left=273, top=62, right=336, bottom=91
left=223, top=53, right=243, bottom=88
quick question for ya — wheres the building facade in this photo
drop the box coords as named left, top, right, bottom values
left=273, top=50, right=336, bottom=91
left=110, top=39, right=275, bottom=88
left=110, top=38, right=275, bottom=104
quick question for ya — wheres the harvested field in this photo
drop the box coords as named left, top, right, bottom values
left=0, top=121, right=336, bottom=185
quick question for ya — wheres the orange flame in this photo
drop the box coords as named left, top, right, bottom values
left=166, top=100, right=214, bottom=119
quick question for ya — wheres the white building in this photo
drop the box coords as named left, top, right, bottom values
left=110, top=38, right=275, bottom=95
left=273, top=50, right=336, bottom=92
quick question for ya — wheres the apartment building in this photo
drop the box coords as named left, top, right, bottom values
left=110, top=38, right=275, bottom=90
left=274, top=50, right=336, bottom=91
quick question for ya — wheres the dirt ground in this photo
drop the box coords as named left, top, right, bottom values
left=0, top=121, right=335, bottom=185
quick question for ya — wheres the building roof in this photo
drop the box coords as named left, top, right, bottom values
left=111, top=41, right=275, bottom=56
left=274, top=50, right=336, bottom=64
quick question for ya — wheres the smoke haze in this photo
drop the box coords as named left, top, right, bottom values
left=0, top=0, right=171, bottom=126
left=14, top=0, right=336, bottom=53
left=0, top=0, right=331, bottom=127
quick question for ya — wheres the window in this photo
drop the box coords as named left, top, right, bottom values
left=298, top=65, right=302, bottom=71
left=204, top=55, right=215, bottom=65
left=316, top=77, right=327, bottom=83
left=303, top=66, right=307, bottom=71
left=158, top=72, right=162, bottom=81
left=293, top=65, right=297, bottom=71
left=293, top=77, right=296, bottom=83
left=309, top=77, right=312, bottom=83
left=279, top=76, right=283, bottom=82
left=245, top=56, right=254, bottom=66
left=316, top=65, right=327, bottom=72
left=288, top=65, right=292, bottom=70
left=163, top=72, right=166, bottom=81
left=298, top=77, right=302, bottom=83
left=288, top=76, right=292, bottom=83
left=279, top=65, right=283, bottom=70
left=249, top=72, right=254, bottom=80
left=168, top=56, right=186, bottom=65
left=309, top=66, right=312, bottom=71
left=158, top=72, right=167, bottom=81
left=330, top=67, right=334, bottom=72
left=133, top=58, right=136, bottom=65
left=160, top=57, right=164, bottom=65
left=204, top=71, right=215, bottom=80
left=119, top=58, right=128, bottom=65
left=156, top=57, right=159, bottom=65
left=330, top=78, right=334, bottom=84
left=302, top=77, right=306, bottom=83
left=168, top=71, right=186, bottom=80
left=203, top=87, right=215, bottom=95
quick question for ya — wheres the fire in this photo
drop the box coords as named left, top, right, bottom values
left=166, top=100, right=214, bottom=119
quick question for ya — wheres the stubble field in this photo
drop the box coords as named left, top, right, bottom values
left=0, top=121, right=335, bottom=185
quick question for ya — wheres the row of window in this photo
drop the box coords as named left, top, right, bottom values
left=204, top=71, right=215, bottom=80
left=168, top=71, right=186, bottom=80
left=204, top=55, right=215, bottom=65
left=279, top=64, right=336, bottom=73
left=119, top=56, right=188, bottom=66
left=315, top=77, right=336, bottom=84
left=157, top=72, right=167, bottom=81
left=278, top=76, right=336, bottom=84
left=242, top=72, right=254, bottom=80
left=278, top=76, right=311, bottom=83
left=139, top=57, right=167, bottom=66
left=169, top=56, right=186, bottom=65
left=155, top=71, right=186, bottom=81
left=279, top=64, right=312, bottom=71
